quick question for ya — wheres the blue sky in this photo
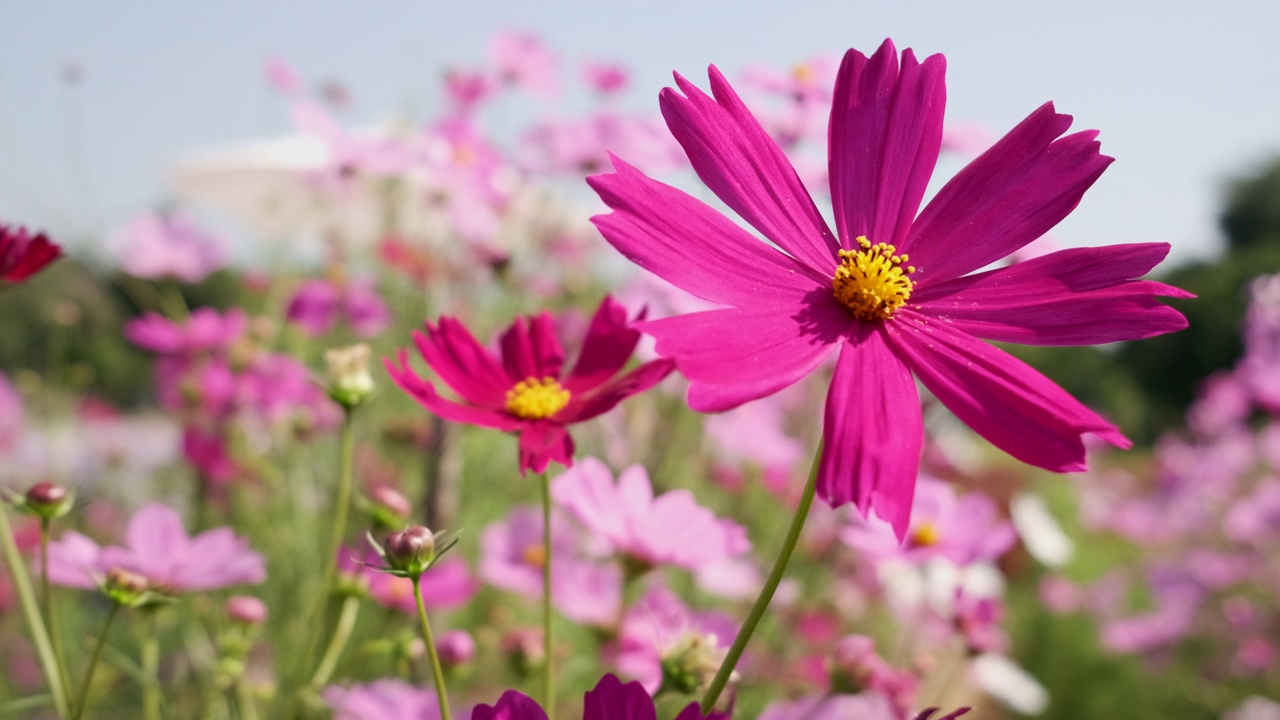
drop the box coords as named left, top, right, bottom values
left=1, top=1, right=1276, bottom=266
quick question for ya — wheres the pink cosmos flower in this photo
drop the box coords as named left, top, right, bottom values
left=488, top=31, right=558, bottom=97
left=114, top=211, right=226, bottom=283
left=552, top=457, right=749, bottom=572
left=759, top=694, right=896, bottom=720
left=479, top=505, right=622, bottom=626
left=386, top=296, right=675, bottom=474
left=583, top=61, right=629, bottom=95
left=324, top=679, right=439, bottom=720
left=588, top=39, right=1189, bottom=537
left=0, top=225, right=62, bottom=283
left=366, top=556, right=478, bottom=614
left=473, top=673, right=724, bottom=720
left=841, top=477, right=1016, bottom=565
left=286, top=278, right=392, bottom=339
left=612, top=586, right=735, bottom=693
left=263, top=55, right=301, bottom=96
left=124, top=308, right=246, bottom=356
left=46, top=503, right=265, bottom=593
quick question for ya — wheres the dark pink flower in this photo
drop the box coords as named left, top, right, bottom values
left=588, top=39, right=1189, bottom=537
left=0, top=225, right=62, bottom=284
left=124, top=308, right=247, bottom=356
left=582, top=61, right=629, bottom=95
left=46, top=503, right=265, bottom=593
left=472, top=674, right=725, bottom=720
left=285, top=279, right=391, bottom=339
left=386, top=296, right=674, bottom=475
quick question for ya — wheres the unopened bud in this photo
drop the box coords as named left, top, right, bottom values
left=325, top=344, right=374, bottom=409
left=384, top=526, right=435, bottom=577
left=24, top=482, right=73, bottom=520
left=104, top=567, right=150, bottom=606
left=659, top=633, right=722, bottom=695
left=437, top=630, right=476, bottom=667
left=369, top=486, right=411, bottom=530
left=501, top=628, right=545, bottom=678
left=226, top=595, right=268, bottom=626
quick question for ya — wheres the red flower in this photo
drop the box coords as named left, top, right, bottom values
left=0, top=225, right=62, bottom=284
left=386, top=296, right=674, bottom=474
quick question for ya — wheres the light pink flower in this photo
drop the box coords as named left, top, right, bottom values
left=323, top=679, right=439, bottom=720
left=367, top=556, right=479, bottom=614
left=583, top=61, right=629, bottom=95
left=263, top=55, right=301, bottom=95
left=124, top=308, right=246, bottom=356
left=552, top=457, right=749, bottom=572
left=612, top=586, right=735, bottom=693
left=115, top=211, right=225, bottom=283
left=46, top=503, right=265, bottom=593
left=489, top=31, right=558, bottom=97
left=841, top=477, right=1015, bottom=565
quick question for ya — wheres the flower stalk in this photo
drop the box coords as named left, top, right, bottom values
left=0, top=502, right=70, bottom=718
left=71, top=602, right=120, bottom=720
left=699, top=443, right=821, bottom=714
left=539, top=471, right=555, bottom=720
left=307, top=596, right=361, bottom=692
left=412, top=577, right=452, bottom=720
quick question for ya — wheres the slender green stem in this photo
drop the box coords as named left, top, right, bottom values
left=142, top=614, right=161, bottom=720
left=539, top=471, right=555, bottom=720
left=306, top=596, right=360, bottom=691
left=699, top=444, right=821, bottom=714
left=39, top=518, right=73, bottom=704
left=289, top=408, right=358, bottom=711
left=236, top=676, right=261, bottom=720
left=412, top=578, right=452, bottom=720
left=0, top=502, right=70, bottom=718
left=72, top=602, right=119, bottom=720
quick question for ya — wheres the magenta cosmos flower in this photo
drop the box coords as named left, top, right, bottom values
left=0, top=224, right=62, bottom=284
left=473, top=674, right=725, bottom=720
left=588, top=39, right=1190, bottom=538
left=386, top=296, right=674, bottom=474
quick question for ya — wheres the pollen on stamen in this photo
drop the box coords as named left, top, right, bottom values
left=505, top=376, right=570, bottom=420
left=832, top=236, right=916, bottom=321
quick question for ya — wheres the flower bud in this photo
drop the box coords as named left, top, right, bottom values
left=437, top=630, right=476, bottom=667
left=23, top=482, right=73, bottom=520
left=658, top=633, right=722, bottom=695
left=501, top=628, right=544, bottom=678
left=325, top=343, right=374, bottom=409
left=384, top=526, right=435, bottom=577
left=226, top=595, right=268, bottom=626
left=104, top=567, right=150, bottom=607
left=368, top=486, right=411, bottom=531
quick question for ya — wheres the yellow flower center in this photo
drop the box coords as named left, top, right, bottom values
left=792, top=63, right=814, bottom=83
left=910, top=522, right=941, bottom=548
left=521, top=544, right=547, bottom=569
left=832, top=236, right=916, bottom=321
left=505, top=377, right=570, bottom=420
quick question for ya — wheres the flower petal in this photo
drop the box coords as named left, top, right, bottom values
left=886, top=312, right=1130, bottom=473
left=518, top=422, right=575, bottom=475
left=658, top=66, right=840, bottom=272
left=583, top=674, right=656, bottom=720
left=473, top=690, right=549, bottom=720
left=915, top=243, right=1192, bottom=345
left=564, top=296, right=641, bottom=394
left=829, top=39, right=947, bottom=250
left=640, top=295, right=846, bottom=412
left=903, top=102, right=1113, bottom=283
left=818, top=327, right=923, bottom=540
left=558, top=359, right=675, bottom=423
left=588, top=156, right=827, bottom=307
left=414, top=317, right=512, bottom=408
left=384, top=350, right=520, bottom=431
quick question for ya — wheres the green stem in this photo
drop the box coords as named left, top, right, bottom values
left=699, top=444, right=821, bottom=714
left=306, top=596, right=360, bottom=691
left=236, top=676, right=261, bottom=720
left=142, top=615, right=161, bottom=720
left=72, top=602, right=119, bottom=720
left=40, top=518, right=73, bottom=705
left=539, top=472, right=555, bottom=720
left=412, top=578, right=452, bottom=720
left=290, top=408, right=358, bottom=709
left=0, top=502, right=70, bottom=718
